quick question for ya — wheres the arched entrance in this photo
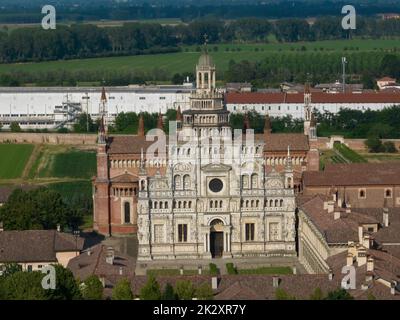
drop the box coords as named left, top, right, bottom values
left=210, top=219, right=224, bottom=258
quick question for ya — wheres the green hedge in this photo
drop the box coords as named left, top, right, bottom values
left=226, top=263, right=238, bottom=275
left=209, top=263, right=219, bottom=276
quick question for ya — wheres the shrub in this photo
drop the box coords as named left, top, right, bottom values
left=196, top=283, right=214, bottom=300
left=275, top=288, right=296, bottom=300
left=364, top=137, right=384, bottom=153
left=383, top=141, right=397, bottom=153
left=112, top=278, right=133, bottom=300
left=175, top=280, right=195, bottom=300
left=309, top=287, right=324, bottom=300
left=162, top=283, right=177, bottom=300
left=10, top=122, right=22, bottom=132
left=82, top=275, right=103, bottom=300
left=325, top=288, right=353, bottom=300
left=140, top=275, right=161, bottom=300
left=209, top=263, right=219, bottom=275
left=226, top=263, right=237, bottom=275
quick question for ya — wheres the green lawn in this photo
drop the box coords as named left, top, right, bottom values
left=237, top=266, right=293, bottom=275
left=0, top=144, right=34, bottom=179
left=38, top=150, right=96, bottom=179
left=0, top=39, right=398, bottom=76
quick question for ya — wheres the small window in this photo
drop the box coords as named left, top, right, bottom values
left=385, top=189, right=392, bottom=198
left=359, top=189, right=366, bottom=199
left=124, top=202, right=131, bottom=224
left=178, top=224, right=188, bottom=242
left=27, top=265, right=33, bottom=272
left=367, top=227, right=374, bottom=232
left=245, top=223, right=255, bottom=241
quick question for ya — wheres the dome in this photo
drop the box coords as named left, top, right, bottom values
left=197, top=52, right=214, bottom=68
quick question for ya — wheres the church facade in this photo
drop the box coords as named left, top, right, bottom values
left=93, top=50, right=318, bottom=260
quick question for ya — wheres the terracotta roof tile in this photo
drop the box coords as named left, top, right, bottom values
left=303, top=163, right=400, bottom=186
left=225, top=92, right=400, bottom=104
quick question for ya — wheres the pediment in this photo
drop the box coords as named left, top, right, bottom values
left=201, top=163, right=232, bottom=172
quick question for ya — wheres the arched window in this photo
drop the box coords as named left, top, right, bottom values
left=124, top=202, right=130, bottom=224
left=174, top=175, right=181, bottom=189
left=251, top=174, right=258, bottom=189
left=242, top=175, right=249, bottom=189
left=183, top=175, right=190, bottom=190
left=280, top=199, right=284, bottom=207
left=275, top=199, right=279, bottom=207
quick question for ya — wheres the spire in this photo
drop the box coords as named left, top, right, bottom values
left=176, top=106, right=182, bottom=122
left=286, top=145, right=292, bottom=169
left=101, top=86, right=107, bottom=102
left=304, top=82, right=311, bottom=94
left=264, top=113, right=272, bottom=135
left=157, top=112, right=164, bottom=130
left=138, top=114, right=145, bottom=137
left=243, top=112, right=250, bottom=132
left=310, top=112, right=316, bottom=127
left=98, top=115, right=106, bottom=144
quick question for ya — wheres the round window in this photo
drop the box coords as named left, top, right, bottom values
left=209, top=178, right=223, bottom=193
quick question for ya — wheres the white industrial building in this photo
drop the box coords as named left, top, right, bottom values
left=1, top=85, right=400, bottom=130
left=225, top=91, right=400, bottom=118
left=0, top=84, right=193, bottom=130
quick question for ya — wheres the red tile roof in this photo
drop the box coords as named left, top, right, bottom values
left=303, top=163, right=400, bottom=187
left=225, top=92, right=400, bottom=104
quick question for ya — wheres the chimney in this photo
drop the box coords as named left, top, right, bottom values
left=334, top=211, right=341, bottom=220
left=198, top=265, right=202, bottom=275
left=119, top=267, right=123, bottom=275
left=100, top=277, right=106, bottom=288
left=56, top=224, right=61, bottom=232
left=0, top=222, right=3, bottom=232
left=383, top=208, right=389, bottom=227
left=390, top=281, right=396, bottom=295
left=362, top=234, right=371, bottom=249
left=292, top=266, right=297, bottom=275
left=357, top=248, right=367, bottom=267
left=87, top=250, right=92, bottom=256
left=272, top=276, right=280, bottom=288
left=358, top=225, right=363, bottom=244
left=345, top=204, right=351, bottom=214
left=105, top=247, right=114, bottom=265
left=328, top=269, right=333, bottom=281
left=180, top=266, right=184, bottom=275
left=326, top=201, right=335, bottom=213
left=367, top=257, right=374, bottom=272
left=211, top=277, right=218, bottom=290
left=346, top=253, right=354, bottom=266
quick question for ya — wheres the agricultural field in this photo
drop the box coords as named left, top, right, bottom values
left=0, top=144, right=34, bottom=179
left=37, top=149, right=96, bottom=179
left=0, top=143, right=96, bottom=230
left=0, top=39, right=398, bottom=77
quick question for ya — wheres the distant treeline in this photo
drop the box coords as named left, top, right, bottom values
left=1, top=1, right=400, bottom=23
left=1, top=17, right=400, bottom=63
left=225, top=52, right=400, bottom=88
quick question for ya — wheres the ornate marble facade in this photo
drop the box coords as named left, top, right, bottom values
left=137, top=50, right=297, bottom=260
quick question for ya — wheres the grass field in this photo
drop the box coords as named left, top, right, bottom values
left=0, top=39, right=398, bottom=76
left=0, top=144, right=34, bottom=179
left=38, top=149, right=96, bottom=179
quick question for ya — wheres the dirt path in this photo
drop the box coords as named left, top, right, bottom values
left=21, top=144, right=42, bottom=179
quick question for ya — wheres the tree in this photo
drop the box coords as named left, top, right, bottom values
left=365, top=137, right=384, bottom=153
left=309, top=287, right=324, bottom=300
left=0, top=187, right=80, bottom=231
left=325, top=288, right=354, bottom=300
left=45, top=264, right=82, bottom=300
left=140, top=275, right=161, bottom=300
left=162, top=283, right=177, bottom=300
left=112, top=278, right=133, bottom=300
left=275, top=288, right=296, bottom=300
left=1, top=271, right=47, bottom=300
left=10, top=122, right=22, bottom=132
left=175, top=280, right=195, bottom=300
left=82, top=275, right=103, bottom=300
left=383, top=141, right=397, bottom=153
left=73, top=113, right=97, bottom=133
left=196, top=283, right=214, bottom=300
left=0, top=263, right=22, bottom=277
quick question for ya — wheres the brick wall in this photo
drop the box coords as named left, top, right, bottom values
left=0, top=132, right=97, bottom=145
